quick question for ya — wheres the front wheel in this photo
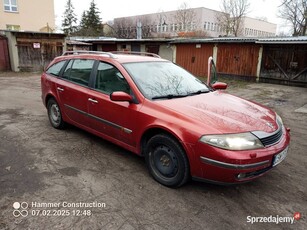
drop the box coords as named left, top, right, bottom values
left=145, top=134, right=190, bottom=188
left=47, top=98, right=65, bottom=129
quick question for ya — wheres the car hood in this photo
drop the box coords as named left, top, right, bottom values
left=156, top=91, right=277, bottom=134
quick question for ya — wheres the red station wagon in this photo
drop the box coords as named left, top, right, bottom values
left=41, top=51, right=290, bottom=187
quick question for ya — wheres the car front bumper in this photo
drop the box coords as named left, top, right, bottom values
left=192, top=127, right=290, bottom=184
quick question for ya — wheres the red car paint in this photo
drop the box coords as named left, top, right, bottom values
left=41, top=53, right=290, bottom=185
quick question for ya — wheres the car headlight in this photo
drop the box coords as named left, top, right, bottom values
left=199, top=132, right=264, bottom=150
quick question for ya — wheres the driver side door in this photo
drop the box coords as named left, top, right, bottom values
left=87, top=61, right=139, bottom=147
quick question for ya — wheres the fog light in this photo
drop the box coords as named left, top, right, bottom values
left=237, top=173, right=246, bottom=179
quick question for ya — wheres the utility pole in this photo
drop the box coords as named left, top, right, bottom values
left=137, top=21, right=142, bottom=39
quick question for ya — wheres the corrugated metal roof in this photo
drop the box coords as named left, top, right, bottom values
left=1, top=30, right=65, bottom=36
left=171, top=37, right=258, bottom=44
left=170, top=38, right=214, bottom=43
left=212, top=37, right=258, bottom=43
left=66, top=40, right=92, bottom=46
left=70, top=36, right=307, bottom=44
left=72, top=37, right=173, bottom=43
left=256, top=36, right=307, bottom=44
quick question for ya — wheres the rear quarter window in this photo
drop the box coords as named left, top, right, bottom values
left=46, top=61, right=66, bottom=76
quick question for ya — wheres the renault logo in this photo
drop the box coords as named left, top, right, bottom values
left=266, top=122, right=274, bottom=129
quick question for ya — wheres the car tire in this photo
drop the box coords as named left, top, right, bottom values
left=47, top=98, right=65, bottom=129
left=145, top=134, right=190, bottom=188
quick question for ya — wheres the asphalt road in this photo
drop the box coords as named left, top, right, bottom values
left=0, top=74, right=306, bottom=230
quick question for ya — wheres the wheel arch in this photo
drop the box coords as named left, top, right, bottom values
left=45, top=93, right=57, bottom=107
left=140, top=127, right=191, bottom=162
left=142, top=127, right=192, bottom=187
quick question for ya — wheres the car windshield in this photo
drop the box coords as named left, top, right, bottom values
left=123, top=61, right=210, bottom=100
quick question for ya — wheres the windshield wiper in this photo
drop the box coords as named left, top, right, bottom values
left=152, top=90, right=210, bottom=100
left=187, top=89, right=210, bottom=96
left=152, top=94, right=188, bottom=100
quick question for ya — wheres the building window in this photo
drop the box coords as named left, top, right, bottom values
left=4, top=0, right=18, bottom=12
left=191, top=22, right=195, bottom=30
left=153, top=25, right=156, bottom=32
left=6, top=24, right=20, bottom=30
left=186, top=23, right=191, bottom=31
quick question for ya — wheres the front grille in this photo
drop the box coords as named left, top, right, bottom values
left=259, top=127, right=283, bottom=146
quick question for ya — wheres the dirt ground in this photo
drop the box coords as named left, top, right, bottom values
left=0, top=73, right=306, bottom=230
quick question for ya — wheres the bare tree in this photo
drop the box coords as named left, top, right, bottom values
left=174, top=2, right=196, bottom=32
left=113, top=18, right=136, bottom=38
left=113, top=15, right=154, bottom=39
left=278, top=0, right=307, bottom=36
left=103, top=21, right=116, bottom=37
left=216, top=10, right=232, bottom=36
left=217, top=0, right=250, bottom=36
left=137, top=15, right=153, bottom=38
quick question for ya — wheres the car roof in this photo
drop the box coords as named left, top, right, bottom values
left=112, top=54, right=168, bottom=63
left=54, top=51, right=169, bottom=64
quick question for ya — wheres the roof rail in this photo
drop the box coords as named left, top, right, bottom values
left=62, top=50, right=116, bottom=58
left=111, top=51, right=161, bottom=58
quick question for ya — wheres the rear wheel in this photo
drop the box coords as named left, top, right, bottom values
left=47, top=98, right=65, bottom=129
left=145, top=134, right=189, bottom=188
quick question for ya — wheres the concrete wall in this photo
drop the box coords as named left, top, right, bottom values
left=159, top=44, right=173, bottom=61
left=4, top=32, right=18, bottom=72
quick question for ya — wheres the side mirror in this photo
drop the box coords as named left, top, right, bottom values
left=110, top=92, right=133, bottom=102
left=212, top=82, right=228, bottom=90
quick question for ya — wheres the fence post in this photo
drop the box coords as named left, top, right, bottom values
left=256, top=45, right=263, bottom=82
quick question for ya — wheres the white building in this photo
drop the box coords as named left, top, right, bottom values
left=114, top=7, right=277, bottom=38
left=243, top=17, right=276, bottom=37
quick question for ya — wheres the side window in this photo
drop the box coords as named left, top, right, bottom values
left=95, top=62, right=130, bottom=94
left=46, top=61, right=66, bottom=76
left=63, top=59, right=94, bottom=87
left=62, top=60, right=73, bottom=79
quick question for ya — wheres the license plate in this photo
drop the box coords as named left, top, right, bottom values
left=273, top=146, right=288, bottom=167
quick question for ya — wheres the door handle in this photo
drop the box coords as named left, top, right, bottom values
left=88, top=98, right=98, bottom=104
left=57, top=87, right=64, bottom=92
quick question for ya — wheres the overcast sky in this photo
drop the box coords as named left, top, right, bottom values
left=54, top=0, right=288, bottom=33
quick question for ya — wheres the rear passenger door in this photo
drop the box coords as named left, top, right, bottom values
left=56, top=59, right=94, bottom=127
left=87, top=61, right=139, bottom=147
